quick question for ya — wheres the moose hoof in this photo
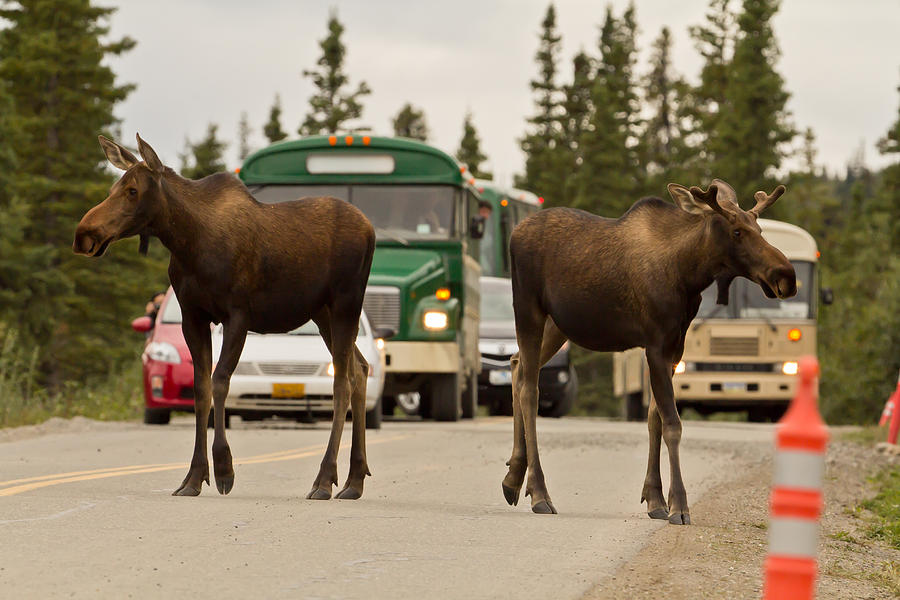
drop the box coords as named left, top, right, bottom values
left=668, top=512, right=691, bottom=525
left=502, top=482, right=521, bottom=506
left=306, top=488, right=332, bottom=501
left=335, top=487, right=362, bottom=500
left=647, top=508, right=669, bottom=520
left=531, top=499, right=557, bottom=514
left=215, top=475, right=234, bottom=495
left=172, top=483, right=202, bottom=497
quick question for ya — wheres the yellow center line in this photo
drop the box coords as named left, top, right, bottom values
left=0, top=434, right=410, bottom=497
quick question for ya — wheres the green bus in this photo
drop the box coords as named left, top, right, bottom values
left=473, top=180, right=543, bottom=278
left=239, top=135, right=485, bottom=421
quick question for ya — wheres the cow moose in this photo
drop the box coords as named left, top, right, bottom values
left=501, top=180, right=796, bottom=523
left=74, top=134, right=376, bottom=501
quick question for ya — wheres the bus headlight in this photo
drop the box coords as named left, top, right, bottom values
left=376, top=338, right=385, bottom=350
left=674, top=361, right=686, bottom=374
left=423, top=310, right=448, bottom=330
left=782, top=361, right=799, bottom=375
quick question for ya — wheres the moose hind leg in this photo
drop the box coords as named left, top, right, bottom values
left=210, top=321, right=247, bottom=495
left=335, top=345, right=371, bottom=500
left=306, top=307, right=343, bottom=500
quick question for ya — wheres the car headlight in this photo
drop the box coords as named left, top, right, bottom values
left=423, top=310, right=448, bottom=330
left=674, top=360, right=686, bottom=374
left=146, top=341, right=181, bottom=364
left=327, top=362, right=335, bottom=377
left=782, top=361, right=799, bottom=375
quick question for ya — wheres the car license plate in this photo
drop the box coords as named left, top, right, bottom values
left=723, top=382, right=746, bottom=392
left=489, top=370, right=513, bottom=385
left=272, top=383, right=305, bottom=398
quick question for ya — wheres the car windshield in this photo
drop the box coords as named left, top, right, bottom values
left=695, top=260, right=815, bottom=320
left=161, top=294, right=182, bottom=323
left=249, top=184, right=456, bottom=241
left=480, top=279, right=515, bottom=322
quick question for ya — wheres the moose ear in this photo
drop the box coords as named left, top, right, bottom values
left=667, top=183, right=708, bottom=215
left=136, top=133, right=164, bottom=174
left=98, top=135, right=139, bottom=171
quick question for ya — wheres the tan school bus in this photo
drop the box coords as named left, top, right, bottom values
left=614, top=219, right=831, bottom=422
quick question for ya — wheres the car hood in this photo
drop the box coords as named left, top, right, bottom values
left=368, top=247, right=444, bottom=288
left=213, top=333, right=377, bottom=365
left=479, top=319, right=517, bottom=355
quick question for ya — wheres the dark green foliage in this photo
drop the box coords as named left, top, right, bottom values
left=559, top=50, right=593, bottom=203
left=573, top=3, right=644, bottom=216
left=180, top=124, right=228, bottom=179
left=708, top=0, right=794, bottom=202
left=237, top=111, right=252, bottom=160
left=299, top=11, right=370, bottom=135
left=392, top=103, right=429, bottom=141
left=456, top=110, right=491, bottom=179
left=263, top=94, right=287, bottom=144
left=519, top=4, right=567, bottom=204
left=0, top=0, right=169, bottom=389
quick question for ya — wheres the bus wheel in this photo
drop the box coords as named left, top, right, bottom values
left=624, top=392, right=646, bottom=421
left=431, top=374, right=461, bottom=422
left=461, top=372, right=478, bottom=419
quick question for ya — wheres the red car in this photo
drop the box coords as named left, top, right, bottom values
left=131, top=287, right=194, bottom=424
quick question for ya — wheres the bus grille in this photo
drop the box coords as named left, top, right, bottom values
left=709, top=337, right=759, bottom=356
left=363, top=286, right=401, bottom=331
left=694, top=362, right=774, bottom=372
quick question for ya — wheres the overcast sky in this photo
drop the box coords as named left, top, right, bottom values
left=104, top=0, right=900, bottom=191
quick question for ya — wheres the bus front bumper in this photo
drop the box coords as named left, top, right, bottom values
left=673, top=372, right=803, bottom=402
left=383, top=341, right=460, bottom=373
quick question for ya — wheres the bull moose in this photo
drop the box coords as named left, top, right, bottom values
left=501, top=180, right=796, bottom=523
left=74, top=134, right=376, bottom=501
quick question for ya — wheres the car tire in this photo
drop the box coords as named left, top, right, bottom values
left=143, top=408, right=170, bottom=425
left=431, top=374, right=461, bottom=422
left=540, top=368, right=578, bottom=418
left=461, top=372, right=478, bottom=419
left=365, top=396, right=383, bottom=429
left=624, top=392, right=646, bottom=421
left=488, top=396, right=513, bottom=416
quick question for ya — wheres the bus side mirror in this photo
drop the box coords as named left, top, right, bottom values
left=820, top=288, right=834, bottom=306
left=469, top=216, right=485, bottom=239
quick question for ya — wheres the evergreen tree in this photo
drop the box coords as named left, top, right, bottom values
left=559, top=50, right=593, bottom=203
left=573, top=3, right=643, bottom=215
left=237, top=111, right=252, bottom=160
left=519, top=4, right=566, bottom=203
left=392, top=103, right=429, bottom=141
left=299, top=11, right=371, bottom=135
left=710, top=0, right=794, bottom=201
left=456, top=111, right=491, bottom=179
left=263, top=94, right=287, bottom=143
left=0, top=0, right=167, bottom=386
left=180, top=124, right=228, bottom=179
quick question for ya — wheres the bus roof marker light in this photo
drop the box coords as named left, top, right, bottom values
left=788, top=328, right=802, bottom=341
left=500, top=199, right=508, bottom=207
left=435, top=288, right=451, bottom=301
left=345, top=136, right=354, bottom=146
left=328, top=135, right=337, bottom=146
left=362, top=136, right=371, bottom=146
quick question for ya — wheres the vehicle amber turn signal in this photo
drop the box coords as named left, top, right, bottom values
left=435, top=288, right=451, bottom=301
left=328, top=135, right=337, bottom=146
left=500, top=199, right=508, bottom=207
left=788, top=328, right=802, bottom=341
left=345, top=136, right=354, bottom=145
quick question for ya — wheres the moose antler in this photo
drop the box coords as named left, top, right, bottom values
left=689, top=184, right=718, bottom=204
left=750, top=185, right=786, bottom=216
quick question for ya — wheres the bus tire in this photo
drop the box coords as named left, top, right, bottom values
left=624, top=392, right=646, bottom=421
left=461, top=372, right=478, bottom=419
left=431, top=374, right=461, bottom=422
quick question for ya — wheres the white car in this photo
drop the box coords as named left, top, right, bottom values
left=212, top=313, right=386, bottom=429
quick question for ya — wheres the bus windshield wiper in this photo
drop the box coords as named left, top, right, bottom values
left=375, top=227, right=409, bottom=246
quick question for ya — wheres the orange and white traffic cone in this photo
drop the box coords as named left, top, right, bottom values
left=763, top=356, right=828, bottom=600
left=887, top=371, right=900, bottom=445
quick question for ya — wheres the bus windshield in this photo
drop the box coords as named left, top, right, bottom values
left=695, top=260, right=815, bottom=320
left=249, top=184, right=456, bottom=240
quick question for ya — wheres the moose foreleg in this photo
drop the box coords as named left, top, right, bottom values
left=335, top=346, right=372, bottom=500
left=209, top=321, right=247, bottom=495
left=173, top=313, right=213, bottom=496
left=646, top=349, right=690, bottom=525
left=641, top=397, right=668, bottom=520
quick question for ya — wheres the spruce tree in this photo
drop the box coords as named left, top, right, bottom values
left=574, top=3, right=643, bottom=215
left=711, top=0, right=794, bottom=201
left=300, top=11, right=370, bottom=135
left=263, top=94, right=287, bottom=143
left=237, top=111, right=252, bottom=160
left=519, top=4, right=566, bottom=203
left=0, top=0, right=168, bottom=386
left=560, top=50, right=593, bottom=203
left=180, top=124, right=228, bottom=179
left=456, top=111, right=491, bottom=179
left=392, top=103, right=429, bottom=141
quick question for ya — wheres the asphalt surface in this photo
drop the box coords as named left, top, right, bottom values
left=0, top=416, right=774, bottom=599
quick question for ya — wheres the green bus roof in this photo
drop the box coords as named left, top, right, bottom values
left=474, top=179, right=542, bottom=207
left=240, top=135, right=475, bottom=187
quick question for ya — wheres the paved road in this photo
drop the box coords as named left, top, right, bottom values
left=0, top=416, right=774, bottom=599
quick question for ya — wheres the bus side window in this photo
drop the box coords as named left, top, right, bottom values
left=500, top=211, right=511, bottom=274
